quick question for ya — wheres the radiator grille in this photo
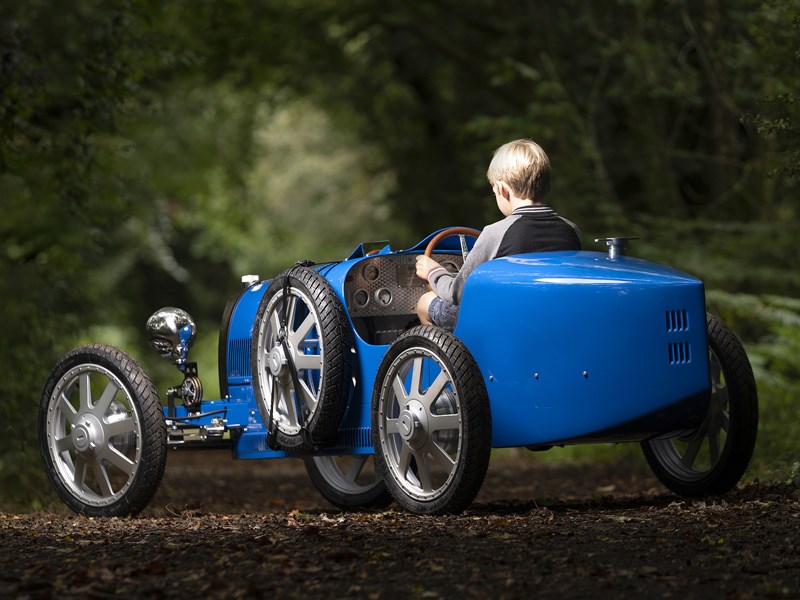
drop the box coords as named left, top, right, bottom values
left=334, top=427, right=372, bottom=449
left=228, top=338, right=252, bottom=379
left=666, top=309, right=689, bottom=332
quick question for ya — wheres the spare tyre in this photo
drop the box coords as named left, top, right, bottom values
left=251, top=266, right=352, bottom=452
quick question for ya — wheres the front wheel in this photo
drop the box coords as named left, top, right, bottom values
left=38, top=344, right=167, bottom=516
left=641, top=313, right=758, bottom=496
left=372, top=326, right=491, bottom=515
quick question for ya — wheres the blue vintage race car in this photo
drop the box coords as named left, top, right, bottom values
left=38, top=229, right=758, bottom=516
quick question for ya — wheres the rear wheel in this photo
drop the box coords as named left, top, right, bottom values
left=303, top=455, right=391, bottom=510
left=642, top=313, right=758, bottom=496
left=372, top=326, right=491, bottom=515
left=38, top=344, right=167, bottom=517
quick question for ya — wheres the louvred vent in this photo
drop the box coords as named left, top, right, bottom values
left=666, top=310, right=691, bottom=365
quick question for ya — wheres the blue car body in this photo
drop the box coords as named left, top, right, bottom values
left=166, top=229, right=710, bottom=459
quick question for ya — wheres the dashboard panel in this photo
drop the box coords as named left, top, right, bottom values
left=345, top=253, right=463, bottom=319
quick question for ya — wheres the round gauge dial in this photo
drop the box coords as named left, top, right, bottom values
left=375, top=288, right=393, bottom=307
left=353, top=289, right=369, bottom=308
left=363, top=263, right=380, bottom=282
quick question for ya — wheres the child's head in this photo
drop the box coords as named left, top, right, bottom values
left=486, top=139, right=551, bottom=201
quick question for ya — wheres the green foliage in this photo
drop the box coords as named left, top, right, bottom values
left=707, top=291, right=800, bottom=480
left=741, top=0, right=800, bottom=178
left=2, top=0, right=799, bottom=507
left=0, top=0, right=174, bottom=506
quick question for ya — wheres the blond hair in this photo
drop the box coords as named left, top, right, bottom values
left=486, top=139, right=551, bottom=201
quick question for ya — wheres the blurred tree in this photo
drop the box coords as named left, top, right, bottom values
left=124, top=0, right=800, bottom=484
left=0, top=0, right=176, bottom=502
left=105, top=82, right=403, bottom=396
left=157, top=0, right=796, bottom=241
left=2, top=0, right=799, bottom=506
left=742, top=0, right=800, bottom=178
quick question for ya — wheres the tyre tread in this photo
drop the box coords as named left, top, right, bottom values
left=642, top=313, right=758, bottom=496
left=372, top=325, right=491, bottom=515
left=38, top=344, right=167, bottom=517
left=251, top=267, right=353, bottom=453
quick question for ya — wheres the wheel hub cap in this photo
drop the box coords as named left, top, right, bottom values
left=398, top=401, right=428, bottom=449
left=71, top=413, right=104, bottom=455
left=268, top=345, right=288, bottom=377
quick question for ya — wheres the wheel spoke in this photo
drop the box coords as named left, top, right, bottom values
left=58, top=393, right=78, bottom=426
left=294, top=353, right=323, bottom=371
left=285, top=295, right=298, bottom=330
left=79, top=373, right=92, bottom=412
left=426, top=440, right=456, bottom=470
left=409, top=357, right=423, bottom=398
left=708, top=431, right=721, bottom=465
left=392, top=374, right=408, bottom=404
left=297, top=379, right=319, bottom=413
left=280, top=385, right=299, bottom=426
left=710, top=354, right=721, bottom=385
left=385, top=418, right=401, bottom=435
left=716, top=386, right=730, bottom=406
left=92, top=380, right=119, bottom=417
left=421, top=372, right=450, bottom=410
left=721, top=410, right=730, bottom=433
left=397, top=443, right=412, bottom=476
left=55, top=436, right=75, bottom=454
left=681, top=437, right=703, bottom=468
left=291, top=313, right=316, bottom=347
left=105, top=416, right=136, bottom=438
left=415, top=451, right=434, bottom=492
left=73, top=455, right=88, bottom=491
left=102, top=446, right=136, bottom=475
left=269, top=310, right=282, bottom=340
left=92, top=459, right=114, bottom=497
left=429, top=413, right=460, bottom=432
left=344, top=456, right=368, bottom=483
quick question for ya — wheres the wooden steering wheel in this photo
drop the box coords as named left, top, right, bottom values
left=424, top=227, right=482, bottom=258
left=422, top=227, right=481, bottom=292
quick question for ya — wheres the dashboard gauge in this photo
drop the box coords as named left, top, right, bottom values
left=363, top=263, right=380, bottom=282
left=353, top=289, right=369, bottom=308
left=375, top=288, right=393, bottom=307
left=441, top=260, right=459, bottom=273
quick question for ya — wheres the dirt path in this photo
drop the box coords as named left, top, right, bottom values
left=2, top=451, right=798, bottom=599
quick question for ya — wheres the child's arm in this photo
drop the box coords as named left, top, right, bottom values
left=416, top=224, right=503, bottom=305
left=415, top=255, right=442, bottom=280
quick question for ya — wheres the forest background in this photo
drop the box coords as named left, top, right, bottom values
left=1, top=0, right=798, bottom=508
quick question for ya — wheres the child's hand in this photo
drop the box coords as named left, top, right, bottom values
left=416, top=255, right=441, bottom=281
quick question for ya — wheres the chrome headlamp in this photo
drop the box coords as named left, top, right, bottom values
left=146, top=307, right=197, bottom=365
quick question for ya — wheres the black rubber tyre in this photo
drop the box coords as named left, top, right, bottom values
left=642, top=313, right=758, bottom=496
left=372, top=326, right=491, bottom=515
left=252, top=266, right=352, bottom=453
left=38, top=344, right=167, bottom=517
left=303, top=455, right=392, bottom=510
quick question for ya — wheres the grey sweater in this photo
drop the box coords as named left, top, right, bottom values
left=428, top=205, right=582, bottom=305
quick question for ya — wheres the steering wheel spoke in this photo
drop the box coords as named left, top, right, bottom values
left=423, top=227, right=481, bottom=260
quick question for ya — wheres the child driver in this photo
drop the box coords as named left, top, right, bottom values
left=415, top=139, right=582, bottom=331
